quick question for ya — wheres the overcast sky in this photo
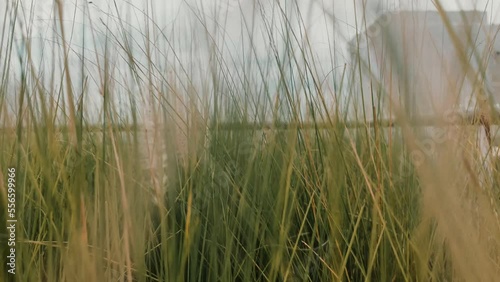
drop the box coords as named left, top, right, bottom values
left=2, top=0, right=500, bottom=122
left=6, top=0, right=500, bottom=60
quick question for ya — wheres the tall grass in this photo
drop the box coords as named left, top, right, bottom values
left=1, top=0, right=500, bottom=281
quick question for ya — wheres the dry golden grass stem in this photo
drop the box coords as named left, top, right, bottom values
left=387, top=93, right=500, bottom=280
left=55, top=0, right=78, bottom=147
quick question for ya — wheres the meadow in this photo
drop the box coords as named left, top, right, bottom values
left=1, top=1, right=500, bottom=281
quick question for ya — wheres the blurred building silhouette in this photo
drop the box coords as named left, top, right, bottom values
left=349, top=10, right=500, bottom=121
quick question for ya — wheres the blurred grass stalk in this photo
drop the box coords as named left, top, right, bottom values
left=0, top=0, right=500, bottom=281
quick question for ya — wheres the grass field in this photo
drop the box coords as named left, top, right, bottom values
left=1, top=1, right=500, bottom=281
